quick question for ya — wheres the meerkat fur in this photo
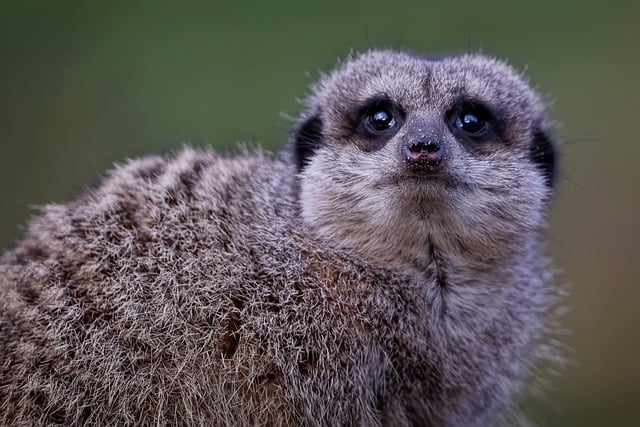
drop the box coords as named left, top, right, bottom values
left=0, top=49, right=560, bottom=426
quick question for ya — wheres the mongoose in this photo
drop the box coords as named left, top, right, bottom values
left=0, top=50, right=560, bottom=426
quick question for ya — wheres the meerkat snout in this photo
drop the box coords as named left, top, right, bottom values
left=387, top=110, right=449, bottom=170
left=403, top=137, right=445, bottom=165
left=399, top=115, right=448, bottom=167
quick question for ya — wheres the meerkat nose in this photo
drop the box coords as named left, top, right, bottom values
left=403, top=138, right=445, bottom=166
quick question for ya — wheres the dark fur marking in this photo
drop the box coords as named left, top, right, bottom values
left=80, top=406, right=92, bottom=422
left=427, top=238, right=449, bottom=319
left=178, top=158, right=208, bottom=197
left=454, top=237, right=469, bottom=255
left=29, top=390, right=46, bottom=407
left=165, top=158, right=209, bottom=206
left=116, top=201, right=139, bottom=231
left=428, top=240, right=448, bottom=290
left=264, top=293, right=282, bottom=313
left=530, top=129, right=557, bottom=187
left=217, top=216, right=233, bottom=252
left=255, top=371, right=278, bottom=386
left=24, top=245, right=46, bottom=261
left=28, top=390, right=67, bottom=424
left=13, top=245, right=46, bottom=266
left=292, top=114, right=323, bottom=172
left=164, top=192, right=178, bottom=207
left=297, top=349, right=319, bottom=375
left=220, top=311, right=241, bottom=359
left=134, top=159, right=166, bottom=181
left=13, top=253, right=27, bottom=266
left=47, top=406, right=67, bottom=424
left=80, top=307, right=112, bottom=326
left=17, top=284, right=40, bottom=304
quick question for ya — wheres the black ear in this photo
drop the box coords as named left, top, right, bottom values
left=530, top=128, right=557, bottom=188
left=292, top=114, right=323, bottom=172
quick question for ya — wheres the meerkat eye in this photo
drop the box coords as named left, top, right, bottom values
left=456, top=112, right=486, bottom=135
left=367, top=109, right=395, bottom=132
left=449, top=102, right=493, bottom=139
left=352, top=98, right=403, bottom=142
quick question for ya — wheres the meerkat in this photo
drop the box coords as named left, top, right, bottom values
left=0, top=50, right=559, bottom=426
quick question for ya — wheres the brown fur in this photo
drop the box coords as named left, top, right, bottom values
left=0, top=50, right=561, bottom=426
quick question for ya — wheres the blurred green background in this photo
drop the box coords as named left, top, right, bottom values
left=0, top=1, right=638, bottom=425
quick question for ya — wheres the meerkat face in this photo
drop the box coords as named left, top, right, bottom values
left=292, top=50, right=556, bottom=268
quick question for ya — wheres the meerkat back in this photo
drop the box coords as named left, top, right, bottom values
left=0, top=50, right=560, bottom=426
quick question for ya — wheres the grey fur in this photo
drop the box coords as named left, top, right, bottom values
left=0, top=50, right=561, bottom=426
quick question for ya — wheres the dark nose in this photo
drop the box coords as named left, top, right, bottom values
left=402, top=138, right=445, bottom=165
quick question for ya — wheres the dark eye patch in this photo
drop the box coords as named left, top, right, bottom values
left=446, top=100, right=500, bottom=143
left=345, top=97, right=404, bottom=151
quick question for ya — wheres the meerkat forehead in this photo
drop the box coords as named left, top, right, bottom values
left=310, top=50, right=544, bottom=135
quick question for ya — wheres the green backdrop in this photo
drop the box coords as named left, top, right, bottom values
left=1, top=1, right=638, bottom=425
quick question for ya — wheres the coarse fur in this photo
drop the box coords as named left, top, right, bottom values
left=0, top=50, right=561, bottom=426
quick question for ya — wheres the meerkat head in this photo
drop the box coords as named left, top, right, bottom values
left=292, top=50, right=556, bottom=271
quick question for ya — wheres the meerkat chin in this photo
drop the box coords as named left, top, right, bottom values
left=0, top=49, right=560, bottom=426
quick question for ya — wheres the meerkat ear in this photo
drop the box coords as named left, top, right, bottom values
left=292, top=113, right=324, bottom=172
left=530, top=128, right=557, bottom=188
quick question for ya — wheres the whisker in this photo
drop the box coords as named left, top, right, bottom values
left=561, top=174, right=592, bottom=199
